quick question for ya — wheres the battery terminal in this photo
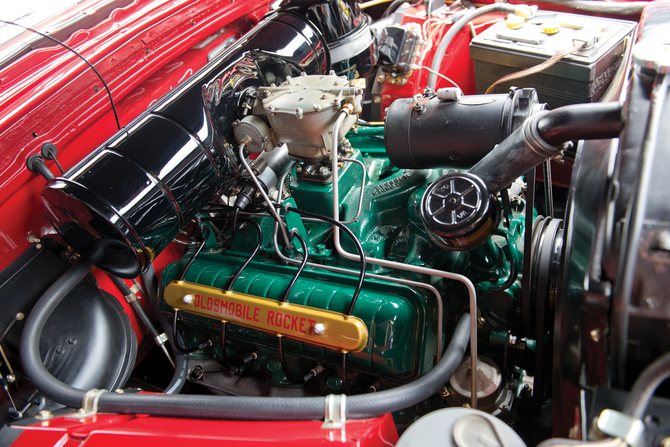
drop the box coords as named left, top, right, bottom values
left=573, top=29, right=601, bottom=49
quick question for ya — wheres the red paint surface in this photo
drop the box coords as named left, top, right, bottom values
left=0, top=0, right=267, bottom=387
left=0, top=0, right=267, bottom=273
left=9, top=412, right=399, bottom=446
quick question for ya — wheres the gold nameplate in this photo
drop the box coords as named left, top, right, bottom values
left=164, top=281, right=368, bottom=353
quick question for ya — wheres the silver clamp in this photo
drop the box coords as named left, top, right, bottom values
left=596, top=409, right=645, bottom=446
left=130, top=283, right=144, bottom=296
left=155, top=332, right=168, bottom=346
left=322, top=394, right=346, bottom=429
left=66, top=388, right=107, bottom=419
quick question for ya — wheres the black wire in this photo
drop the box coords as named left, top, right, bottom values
left=220, top=321, right=232, bottom=367
left=285, top=207, right=365, bottom=316
left=282, top=230, right=309, bottom=303
left=225, top=219, right=263, bottom=292
left=277, top=337, right=309, bottom=384
left=284, top=207, right=364, bottom=395
left=178, top=224, right=211, bottom=281
left=276, top=231, right=314, bottom=384
left=230, top=207, right=240, bottom=245
left=341, top=353, right=350, bottom=395
left=172, top=309, right=211, bottom=353
left=0, top=20, right=121, bottom=130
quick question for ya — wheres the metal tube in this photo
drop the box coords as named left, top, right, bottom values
left=340, top=157, right=367, bottom=225
left=274, top=167, right=445, bottom=363
left=332, top=112, right=479, bottom=408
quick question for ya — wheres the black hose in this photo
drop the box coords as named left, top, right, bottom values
left=141, top=263, right=188, bottom=394
left=487, top=257, right=517, bottom=293
left=537, top=102, right=624, bottom=146
left=22, top=256, right=470, bottom=421
left=623, top=351, right=670, bottom=419
left=285, top=207, right=365, bottom=316
left=101, top=312, right=469, bottom=419
left=20, top=239, right=119, bottom=407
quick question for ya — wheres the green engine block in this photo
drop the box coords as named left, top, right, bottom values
left=158, top=125, right=526, bottom=386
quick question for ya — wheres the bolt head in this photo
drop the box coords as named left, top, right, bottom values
left=313, top=323, right=325, bottom=334
left=182, top=294, right=194, bottom=304
left=319, top=166, right=329, bottom=175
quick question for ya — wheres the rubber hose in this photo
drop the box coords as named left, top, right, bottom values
left=20, top=252, right=100, bottom=407
left=532, top=0, right=647, bottom=15
left=139, top=263, right=188, bottom=394
left=112, top=272, right=188, bottom=394
left=622, top=351, right=670, bottom=419
left=428, top=3, right=516, bottom=89
left=96, top=312, right=470, bottom=418
left=23, top=267, right=469, bottom=421
left=536, top=102, right=624, bottom=146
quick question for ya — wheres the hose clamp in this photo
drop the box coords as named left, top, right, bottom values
left=65, top=388, right=107, bottom=419
left=322, top=394, right=346, bottom=429
left=524, top=113, right=563, bottom=159
left=130, top=283, right=143, bottom=296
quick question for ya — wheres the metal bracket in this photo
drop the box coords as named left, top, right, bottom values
left=65, top=388, right=107, bottom=419
left=322, top=394, right=346, bottom=429
left=596, top=409, right=645, bottom=446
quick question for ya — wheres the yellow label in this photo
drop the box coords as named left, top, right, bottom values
left=164, top=281, right=368, bottom=353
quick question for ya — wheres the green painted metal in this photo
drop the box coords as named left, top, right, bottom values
left=160, top=254, right=428, bottom=379
left=159, top=125, right=529, bottom=397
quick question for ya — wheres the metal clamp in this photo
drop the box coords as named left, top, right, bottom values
left=596, top=409, right=645, bottom=446
left=322, top=394, right=346, bottom=429
left=66, top=388, right=107, bottom=419
left=155, top=332, right=168, bottom=346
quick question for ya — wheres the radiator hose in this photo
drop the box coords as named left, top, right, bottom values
left=21, top=241, right=470, bottom=420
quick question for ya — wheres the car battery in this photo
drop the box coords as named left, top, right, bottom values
left=470, top=12, right=636, bottom=108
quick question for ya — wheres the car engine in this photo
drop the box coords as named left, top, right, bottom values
left=1, top=0, right=670, bottom=445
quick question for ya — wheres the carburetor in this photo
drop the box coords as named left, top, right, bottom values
left=234, top=73, right=363, bottom=160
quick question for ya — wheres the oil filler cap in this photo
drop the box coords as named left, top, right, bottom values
left=421, top=172, right=500, bottom=251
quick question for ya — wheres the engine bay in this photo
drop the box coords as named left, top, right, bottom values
left=1, top=0, right=670, bottom=445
